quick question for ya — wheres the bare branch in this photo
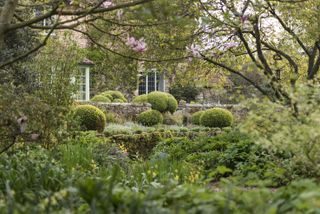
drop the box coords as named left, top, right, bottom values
left=201, top=53, right=272, bottom=99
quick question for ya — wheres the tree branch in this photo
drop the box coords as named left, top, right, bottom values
left=267, top=1, right=310, bottom=56
left=201, top=54, right=272, bottom=99
left=0, top=22, right=58, bottom=68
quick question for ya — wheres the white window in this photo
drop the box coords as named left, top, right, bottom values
left=76, top=66, right=90, bottom=101
left=138, top=70, right=165, bottom=95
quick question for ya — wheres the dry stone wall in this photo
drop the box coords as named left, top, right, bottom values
left=79, top=102, right=246, bottom=121
left=81, top=102, right=151, bottom=120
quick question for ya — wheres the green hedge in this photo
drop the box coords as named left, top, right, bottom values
left=108, top=129, right=221, bottom=158
left=73, top=105, right=106, bottom=132
left=132, top=94, right=148, bottom=104
left=137, top=110, right=163, bottom=126
left=200, top=108, right=233, bottom=128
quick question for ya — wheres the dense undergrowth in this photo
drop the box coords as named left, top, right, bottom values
left=0, top=127, right=320, bottom=213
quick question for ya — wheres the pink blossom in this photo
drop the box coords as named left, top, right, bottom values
left=224, top=42, right=238, bottom=49
left=101, top=0, right=114, bottom=8
left=125, top=36, right=148, bottom=53
left=188, top=44, right=201, bottom=58
left=17, top=116, right=27, bottom=133
left=240, top=15, right=249, bottom=23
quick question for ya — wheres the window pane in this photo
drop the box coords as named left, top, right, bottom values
left=148, top=72, right=155, bottom=92
left=138, top=75, right=146, bottom=95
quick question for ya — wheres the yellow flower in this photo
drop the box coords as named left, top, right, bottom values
left=119, top=144, right=128, bottom=153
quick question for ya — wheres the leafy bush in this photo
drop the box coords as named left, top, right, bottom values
left=102, top=93, right=113, bottom=101
left=105, top=112, right=124, bottom=124
left=169, top=83, right=200, bottom=103
left=191, top=110, right=205, bottom=125
left=113, top=98, right=125, bottom=103
left=91, top=95, right=111, bottom=103
left=152, top=131, right=291, bottom=185
left=73, top=105, right=106, bottom=132
left=167, top=94, right=178, bottom=113
left=132, top=94, right=148, bottom=103
left=145, top=91, right=178, bottom=113
left=200, top=108, right=233, bottom=128
left=163, top=112, right=183, bottom=125
left=136, top=110, right=163, bottom=126
left=100, top=90, right=127, bottom=102
left=240, top=86, right=320, bottom=177
left=147, top=92, right=168, bottom=112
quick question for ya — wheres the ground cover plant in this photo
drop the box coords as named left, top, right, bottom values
left=0, top=128, right=320, bottom=213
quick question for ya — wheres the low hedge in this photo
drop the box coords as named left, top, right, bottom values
left=108, top=129, right=221, bottom=158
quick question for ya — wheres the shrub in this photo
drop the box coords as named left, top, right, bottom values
left=100, top=90, right=127, bottom=102
left=167, top=94, right=178, bottom=113
left=91, top=95, right=111, bottom=103
left=102, top=93, right=113, bottom=101
left=169, top=84, right=200, bottom=103
left=113, top=98, right=125, bottom=103
left=147, top=92, right=168, bottom=112
left=200, top=108, right=233, bottom=128
left=163, top=112, right=183, bottom=125
left=191, top=111, right=205, bottom=125
left=105, top=112, right=124, bottom=124
left=146, top=92, right=178, bottom=113
left=137, top=110, right=163, bottom=126
left=132, top=94, right=148, bottom=104
left=73, top=105, right=106, bottom=132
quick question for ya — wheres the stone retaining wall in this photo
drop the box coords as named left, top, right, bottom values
left=177, top=103, right=247, bottom=121
left=81, top=102, right=151, bottom=120
left=80, top=102, right=246, bottom=121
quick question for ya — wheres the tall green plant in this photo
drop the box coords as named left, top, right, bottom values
left=240, top=84, right=320, bottom=177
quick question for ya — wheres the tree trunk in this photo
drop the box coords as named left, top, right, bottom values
left=0, top=0, right=19, bottom=49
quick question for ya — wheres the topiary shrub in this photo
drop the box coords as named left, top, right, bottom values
left=200, top=108, right=233, bottom=128
left=147, top=92, right=168, bottom=113
left=102, top=93, right=113, bottom=101
left=167, top=94, right=178, bottom=113
left=137, top=110, right=163, bottom=126
left=73, top=105, right=106, bottom=132
left=91, top=95, right=111, bottom=103
left=101, top=90, right=127, bottom=102
left=113, top=98, right=125, bottom=103
left=132, top=94, right=148, bottom=104
left=191, top=110, right=205, bottom=125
